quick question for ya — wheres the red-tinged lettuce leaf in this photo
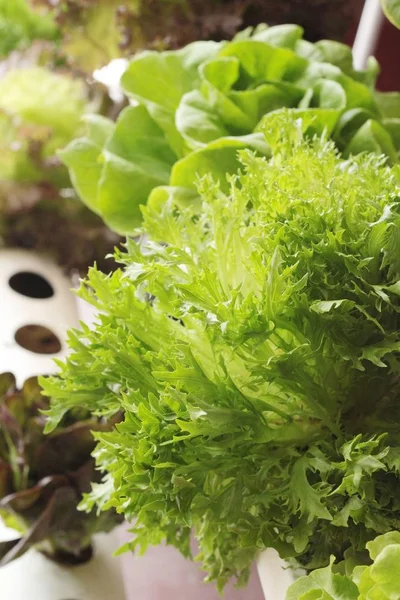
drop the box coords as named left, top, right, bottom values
left=0, top=373, right=122, bottom=566
left=32, top=422, right=104, bottom=478
left=0, top=486, right=82, bottom=566
left=0, top=461, right=12, bottom=499
left=0, top=475, right=68, bottom=515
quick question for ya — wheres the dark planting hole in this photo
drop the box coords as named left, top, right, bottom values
left=42, top=543, right=93, bottom=567
left=8, top=271, right=54, bottom=299
left=14, top=325, right=62, bottom=355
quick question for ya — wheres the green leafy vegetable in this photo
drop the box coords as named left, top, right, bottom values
left=0, top=66, right=87, bottom=185
left=381, top=0, right=400, bottom=28
left=42, top=117, right=400, bottom=589
left=0, top=0, right=57, bottom=57
left=286, top=558, right=359, bottom=600
left=286, top=531, right=400, bottom=599
left=62, top=25, right=400, bottom=234
left=0, top=373, right=121, bottom=566
left=0, top=67, right=120, bottom=274
left=31, top=0, right=139, bottom=72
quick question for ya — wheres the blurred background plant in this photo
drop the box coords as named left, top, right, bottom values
left=22, top=0, right=363, bottom=72
left=0, top=372, right=122, bottom=566
left=0, top=0, right=57, bottom=59
left=0, top=0, right=124, bottom=276
left=0, top=63, right=121, bottom=275
left=381, top=0, right=400, bottom=28
left=0, top=0, right=363, bottom=274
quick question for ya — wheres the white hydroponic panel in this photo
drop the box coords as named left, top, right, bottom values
left=0, top=249, right=79, bottom=385
left=0, top=520, right=126, bottom=600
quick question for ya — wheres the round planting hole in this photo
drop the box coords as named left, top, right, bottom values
left=8, top=271, right=54, bottom=299
left=14, top=325, right=62, bottom=355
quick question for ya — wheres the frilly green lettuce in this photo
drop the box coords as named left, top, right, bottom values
left=42, top=118, right=400, bottom=588
left=0, top=373, right=121, bottom=566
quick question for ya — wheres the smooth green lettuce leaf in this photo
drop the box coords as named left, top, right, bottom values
left=98, top=105, right=177, bottom=231
left=367, top=531, right=400, bottom=561
left=121, top=41, right=221, bottom=156
left=287, top=531, right=400, bottom=600
left=344, top=119, right=398, bottom=163
left=59, top=139, right=103, bottom=214
left=170, top=133, right=270, bottom=191
left=368, top=546, right=400, bottom=598
left=286, top=558, right=358, bottom=600
left=250, top=23, right=304, bottom=49
left=59, top=115, right=116, bottom=213
left=217, top=39, right=307, bottom=85
left=333, top=108, right=375, bottom=150
left=376, top=92, right=400, bottom=118
left=381, top=0, right=400, bottom=28
left=176, top=90, right=230, bottom=147
left=382, top=119, right=400, bottom=155
left=61, top=105, right=177, bottom=232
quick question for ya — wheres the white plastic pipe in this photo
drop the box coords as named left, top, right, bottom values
left=94, top=58, right=128, bottom=103
left=353, top=0, right=385, bottom=70
left=257, top=549, right=295, bottom=600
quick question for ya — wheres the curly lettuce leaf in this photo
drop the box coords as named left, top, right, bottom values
left=0, top=67, right=87, bottom=146
left=43, top=118, right=400, bottom=588
left=27, top=0, right=140, bottom=71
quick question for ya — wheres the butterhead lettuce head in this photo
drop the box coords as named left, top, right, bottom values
left=61, top=24, right=400, bottom=234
